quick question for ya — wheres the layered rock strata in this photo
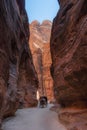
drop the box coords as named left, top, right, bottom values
left=0, top=0, right=38, bottom=128
left=30, top=20, right=54, bottom=101
left=50, top=0, right=87, bottom=129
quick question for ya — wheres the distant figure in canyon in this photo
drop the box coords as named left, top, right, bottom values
left=39, top=96, right=48, bottom=108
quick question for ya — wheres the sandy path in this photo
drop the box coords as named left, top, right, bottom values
left=2, top=104, right=66, bottom=130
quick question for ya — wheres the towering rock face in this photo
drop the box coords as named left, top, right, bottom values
left=0, top=0, right=38, bottom=128
left=30, top=20, right=54, bottom=101
left=50, top=0, right=87, bottom=129
left=51, top=0, right=87, bottom=108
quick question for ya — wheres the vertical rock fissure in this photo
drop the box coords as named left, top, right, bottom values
left=29, top=20, right=54, bottom=101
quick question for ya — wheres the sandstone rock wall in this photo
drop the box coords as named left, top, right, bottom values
left=42, top=43, right=54, bottom=101
left=30, top=20, right=54, bottom=101
left=50, top=0, right=87, bottom=129
left=51, top=0, right=87, bottom=108
left=0, top=0, right=38, bottom=128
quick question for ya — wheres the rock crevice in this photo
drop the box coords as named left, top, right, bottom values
left=29, top=20, right=54, bottom=101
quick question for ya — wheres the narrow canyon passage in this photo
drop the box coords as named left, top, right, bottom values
left=2, top=104, right=66, bottom=130
left=0, top=0, right=87, bottom=130
left=29, top=20, right=54, bottom=101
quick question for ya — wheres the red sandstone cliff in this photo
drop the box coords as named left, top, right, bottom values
left=0, top=0, right=38, bottom=128
left=50, top=0, right=87, bottom=129
left=29, top=20, right=54, bottom=101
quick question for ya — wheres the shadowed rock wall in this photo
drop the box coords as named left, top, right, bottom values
left=0, top=0, right=38, bottom=128
left=51, top=0, right=87, bottom=108
left=50, top=0, right=87, bottom=129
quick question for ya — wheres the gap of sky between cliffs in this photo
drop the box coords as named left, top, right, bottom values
left=25, top=0, right=59, bottom=23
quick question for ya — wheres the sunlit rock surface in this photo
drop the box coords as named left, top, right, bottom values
left=29, top=20, right=54, bottom=101
left=0, top=0, right=38, bottom=128
left=50, top=0, right=87, bottom=129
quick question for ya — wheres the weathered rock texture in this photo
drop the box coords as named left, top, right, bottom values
left=50, top=0, right=87, bottom=129
left=0, top=0, right=38, bottom=128
left=29, top=20, right=54, bottom=101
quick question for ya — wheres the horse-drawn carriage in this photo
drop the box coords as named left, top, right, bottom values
left=39, top=96, right=48, bottom=108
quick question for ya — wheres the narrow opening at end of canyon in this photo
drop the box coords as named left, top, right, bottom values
left=29, top=21, right=54, bottom=102
left=25, top=0, right=59, bottom=102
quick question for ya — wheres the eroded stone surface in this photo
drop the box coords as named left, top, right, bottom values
left=0, top=0, right=38, bottom=128
left=51, top=0, right=87, bottom=108
left=50, top=0, right=87, bottom=129
left=29, top=20, right=54, bottom=101
left=59, top=108, right=87, bottom=130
